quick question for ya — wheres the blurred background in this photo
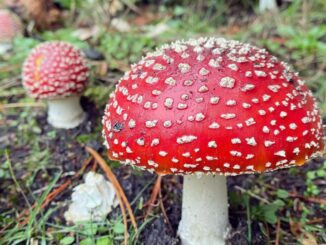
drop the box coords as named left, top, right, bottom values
left=0, top=0, right=325, bottom=244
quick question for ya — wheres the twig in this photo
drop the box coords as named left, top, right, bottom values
left=306, top=218, right=323, bottom=225
left=0, top=102, right=46, bottom=110
left=120, top=0, right=141, bottom=14
left=144, top=174, right=162, bottom=218
left=85, top=147, right=138, bottom=232
left=91, top=159, right=97, bottom=172
left=265, top=184, right=326, bottom=205
left=234, top=186, right=271, bottom=204
left=275, top=219, right=281, bottom=245
left=159, top=191, right=173, bottom=232
left=288, top=193, right=326, bottom=205
left=0, top=64, right=20, bottom=73
left=117, top=186, right=129, bottom=245
left=0, top=76, right=20, bottom=90
left=245, top=193, right=252, bottom=243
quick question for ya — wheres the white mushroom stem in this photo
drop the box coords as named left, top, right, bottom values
left=47, top=95, right=85, bottom=129
left=178, top=174, right=229, bottom=245
left=259, top=0, right=277, bottom=12
left=0, top=42, right=13, bottom=55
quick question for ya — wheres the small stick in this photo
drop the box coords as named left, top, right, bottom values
left=91, top=159, right=97, bottom=172
left=159, top=191, right=173, bottom=232
left=275, top=219, right=281, bottom=245
left=120, top=0, right=141, bottom=14
left=265, top=184, right=326, bottom=205
left=234, top=185, right=270, bottom=204
left=0, top=77, right=20, bottom=90
left=0, top=102, right=46, bottom=110
left=85, top=147, right=138, bottom=232
left=0, top=64, right=20, bottom=73
left=111, top=178, right=129, bottom=245
left=306, top=218, right=323, bottom=225
left=288, top=193, right=326, bottom=205
left=144, top=174, right=162, bottom=218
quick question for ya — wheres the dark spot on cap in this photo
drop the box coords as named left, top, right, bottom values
left=113, top=122, right=124, bottom=132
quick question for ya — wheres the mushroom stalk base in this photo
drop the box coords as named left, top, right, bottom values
left=259, top=0, right=277, bottom=12
left=47, top=95, right=85, bottom=129
left=178, top=174, right=229, bottom=245
left=0, top=43, right=12, bottom=55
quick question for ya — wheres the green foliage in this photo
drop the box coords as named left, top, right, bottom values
left=11, top=38, right=40, bottom=65
left=0, top=174, right=61, bottom=244
left=76, top=124, right=102, bottom=144
left=55, top=0, right=83, bottom=9
left=277, top=25, right=326, bottom=58
left=231, top=192, right=286, bottom=225
left=305, top=161, right=326, bottom=196
left=8, top=107, right=42, bottom=145
left=25, top=145, right=50, bottom=179
left=96, top=236, right=113, bottom=245
left=0, top=156, right=11, bottom=179
left=166, top=14, right=215, bottom=35
left=42, top=29, right=89, bottom=49
left=99, top=32, right=157, bottom=68
left=251, top=200, right=285, bottom=224
left=112, top=221, right=125, bottom=234
left=84, top=85, right=114, bottom=107
left=60, top=236, right=75, bottom=245
left=276, top=189, right=289, bottom=199
left=0, top=37, right=40, bottom=79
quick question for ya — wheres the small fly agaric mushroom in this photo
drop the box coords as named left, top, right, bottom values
left=22, top=41, right=89, bottom=129
left=102, top=37, right=324, bottom=244
left=0, top=9, right=23, bottom=54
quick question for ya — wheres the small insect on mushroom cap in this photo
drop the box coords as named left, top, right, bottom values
left=102, top=37, right=324, bottom=176
left=22, top=41, right=89, bottom=100
left=0, top=9, right=23, bottom=42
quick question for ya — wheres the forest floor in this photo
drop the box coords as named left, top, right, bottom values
left=0, top=1, right=325, bottom=244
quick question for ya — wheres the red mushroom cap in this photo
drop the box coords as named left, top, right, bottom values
left=0, top=9, right=22, bottom=43
left=22, top=41, right=89, bottom=99
left=102, top=38, right=324, bottom=175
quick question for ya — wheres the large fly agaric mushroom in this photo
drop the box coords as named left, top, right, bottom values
left=102, top=37, right=324, bottom=244
left=22, top=41, right=89, bottom=129
left=0, top=9, right=23, bottom=54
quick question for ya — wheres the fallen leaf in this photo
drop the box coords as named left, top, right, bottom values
left=111, top=18, right=131, bottom=33
left=289, top=220, right=303, bottom=237
left=20, top=0, right=61, bottom=29
left=132, top=12, right=156, bottom=26
left=290, top=219, right=318, bottom=245
left=301, top=233, right=317, bottom=245
left=98, top=62, right=109, bottom=77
